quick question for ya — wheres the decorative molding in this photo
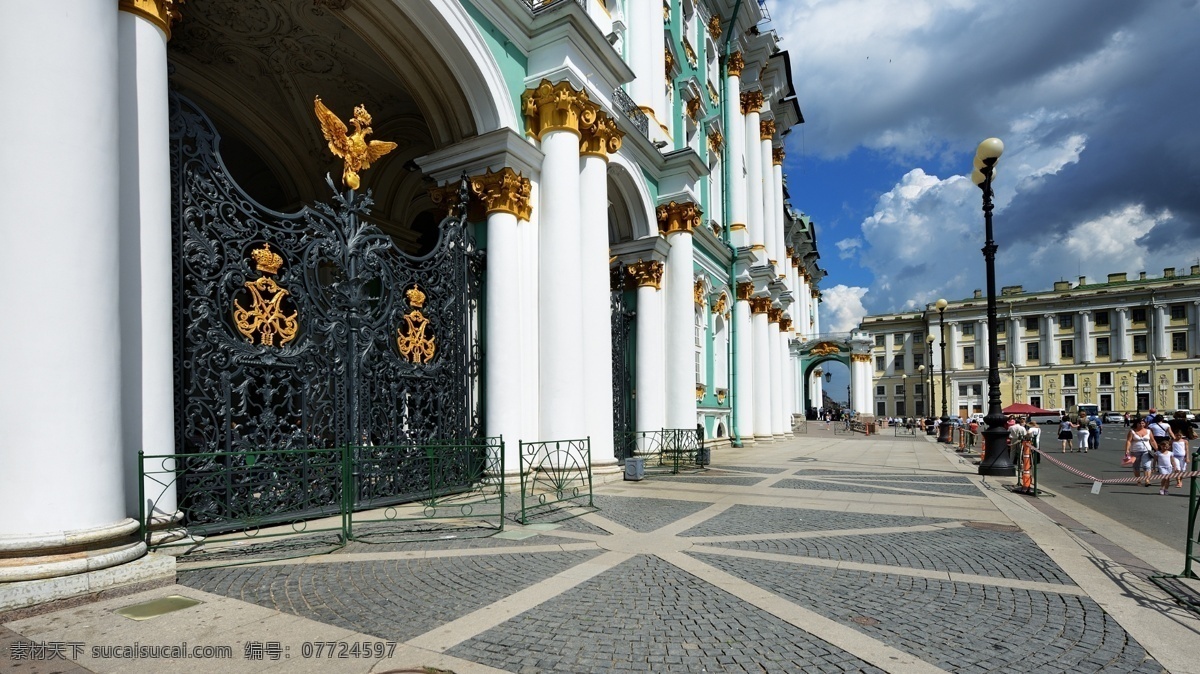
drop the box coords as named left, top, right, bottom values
left=713, top=294, right=728, bottom=315
left=470, top=168, right=532, bottom=220
left=657, top=201, right=703, bottom=235
left=768, top=308, right=783, bottom=324
left=749, top=297, right=772, bottom=314
left=579, top=111, right=625, bottom=158
left=740, top=90, right=764, bottom=114
left=694, top=279, right=706, bottom=307
left=708, top=15, right=723, bottom=40
left=736, top=282, right=754, bottom=302
left=779, top=318, right=793, bottom=332
left=760, top=119, right=776, bottom=140
left=696, top=383, right=706, bottom=401
left=522, top=79, right=596, bottom=140
left=628, top=260, right=664, bottom=289
left=313, top=97, right=397, bottom=191
left=730, top=223, right=747, bottom=231
left=233, top=243, right=298, bottom=347
left=727, top=51, right=745, bottom=77
left=772, top=147, right=785, bottom=165
left=707, top=131, right=724, bottom=155
left=664, top=48, right=675, bottom=79
left=119, top=0, right=184, bottom=39
left=851, top=353, right=873, bottom=363
left=686, top=97, right=701, bottom=121
left=396, top=285, right=436, bottom=364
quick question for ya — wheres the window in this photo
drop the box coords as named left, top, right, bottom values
left=1132, top=307, right=1146, bottom=323
left=958, top=384, right=968, bottom=396
left=1060, top=339, right=1074, bottom=359
left=1096, top=337, right=1110, bottom=357
left=892, top=354, right=904, bottom=370
left=997, top=345, right=1007, bottom=364
left=875, top=335, right=885, bottom=347
left=1172, top=332, right=1187, bottom=352
left=972, top=384, right=982, bottom=396
left=996, top=322, right=1006, bottom=334
left=1094, top=310, right=1109, bottom=326
left=1063, top=373, right=1076, bottom=388
left=1059, top=313, right=1074, bottom=330
left=1133, top=335, right=1147, bottom=354
left=1064, top=394, right=1076, bottom=409
left=914, top=384, right=923, bottom=395
left=1178, top=369, right=1191, bottom=384
left=1099, top=372, right=1112, bottom=386
left=896, top=401, right=907, bottom=417
left=914, top=353, right=925, bottom=367
left=1100, top=393, right=1113, bottom=411
left=876, top=385, right=885, bottom=395
left=1029, top=375, right=1042, bottom=389
left=877, top=401, right=886, bottom=416
left=1171, top=304, right=1186, bottom=320
left=1180, top=392, right=1192, bottom=411
left=913, top=331, right=925, bottom=341
left=1137, top=371, right=1149, bottom=385
left=876, top=356, right=885, bottom=371
left=915, top=401, right=925, bottom=416
left=962, top=323, right=975, bottom=336
left=963, top=346, right=975, bottom=365
left=1025, top=317, right=1039, bottom=331
left=1030, top=395, right=1042, bottom=408
left=895, top=384, right=904, bottom=395
left=1027, top=342, right=1040, bottom=361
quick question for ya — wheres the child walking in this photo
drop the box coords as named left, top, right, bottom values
left=1157, top=439, right=1180, bottom=495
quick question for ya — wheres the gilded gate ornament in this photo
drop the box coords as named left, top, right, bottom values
left=233, top=243, right=299, bottom=347
left=397, top=285, right=436, bottom=364
left=313, top=96, right=397, bottom=190
left=811, top=341, right=840, bottom=356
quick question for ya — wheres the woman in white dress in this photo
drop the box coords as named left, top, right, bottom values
left=1124, top=418, right=1155, bottom=486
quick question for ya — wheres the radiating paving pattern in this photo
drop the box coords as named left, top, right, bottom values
left=172, top=438, right=1170, bottom=673
left=691, top=556, right=1163, bottom=673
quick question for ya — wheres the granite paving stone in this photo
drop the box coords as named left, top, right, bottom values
left=679, top=504, right=952, bottom=538
left=590, top=495, right=714, bottom=533
left=775, top=478, right=984, bottom=497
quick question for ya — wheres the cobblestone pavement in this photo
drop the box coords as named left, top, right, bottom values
left=7, top=431, right=1194, bottom=673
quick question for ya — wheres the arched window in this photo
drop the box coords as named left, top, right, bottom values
left=713, top=310, right=728, bottom=389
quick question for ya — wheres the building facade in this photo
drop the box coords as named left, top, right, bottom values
left=859, top=269, right=1200, bottom=419
left=0, top=0, right=827, bottom=600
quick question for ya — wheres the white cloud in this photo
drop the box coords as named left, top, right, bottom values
left=819, top=284, right=869, bottom=333
left=835, top=237, right=863, bottom=259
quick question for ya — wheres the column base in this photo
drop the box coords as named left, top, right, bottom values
left=0, top=518, right=146, bottom=584
left=0, top=553, right=175, bottom=618
left=754, top=435, right=776, bottom=443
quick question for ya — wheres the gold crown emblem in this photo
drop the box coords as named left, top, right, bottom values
left=406, top=285, right=426, bottom=308
left=251, top=243, right=283, bottom=275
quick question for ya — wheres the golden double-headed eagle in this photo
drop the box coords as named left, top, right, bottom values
left=313, top=96, right=397, bottom=190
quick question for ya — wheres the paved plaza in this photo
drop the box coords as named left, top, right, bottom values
left=4, top=429, right=1199, bottom=673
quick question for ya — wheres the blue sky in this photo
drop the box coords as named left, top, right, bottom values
left=765, top=0, right=1200, bottom=404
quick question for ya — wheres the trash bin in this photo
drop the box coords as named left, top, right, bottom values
left=696, top=445, right=711, bottom=466
left=624, top=456, right=645, bottom=481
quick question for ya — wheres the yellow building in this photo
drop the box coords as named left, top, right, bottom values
left=859, top=267, right=1200, bottom=419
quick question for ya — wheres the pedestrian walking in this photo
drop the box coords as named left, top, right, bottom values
left=1057, top=415, right=1075, bottom=452
left=1075, top=413, right=1091, bottom=453
left=1156, top=438, right=1179, bottom=495
left=1087, top=412, right=1101, bottom=450
left=1124, top=418, right=1154, bottom=486
left=1007, top=416, right=1026, bottom=465
left=1168, top=411, right=1196, bottom=488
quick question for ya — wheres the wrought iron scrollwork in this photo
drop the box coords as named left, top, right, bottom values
left=611, top=272, right=636, bottom=461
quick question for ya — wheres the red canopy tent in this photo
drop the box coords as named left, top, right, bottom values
left=1001, top=403, right=1056, bottom=416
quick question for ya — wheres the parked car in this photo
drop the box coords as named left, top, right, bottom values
left=1102, top=412, right=1124, bottom=424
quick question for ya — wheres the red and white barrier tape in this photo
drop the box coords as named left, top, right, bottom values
left=1030, top=446, right=1200, bottom=485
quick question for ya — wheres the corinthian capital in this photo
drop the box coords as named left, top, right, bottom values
left=740, top=90, right=764, bottom=115
left=119, top=0, right=184, bottom=39
left=469, top=168, right=532, bottom=220
left=521, top=80, right=595, bottom=140
left=657, top=201, right=703, bottom=235
left=627, top=260, right=664, bottom=289
left=579, top=111, right=625, bottom=158
left=727, top=51, right=745, bottom=77
left=760, top=119, right=776, bottom=140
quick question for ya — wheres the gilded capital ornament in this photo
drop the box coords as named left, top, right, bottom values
left=749, top=297, right=772, bottom=314
left=727, top=52, right=745, bottom=77
left=779, top=318, right=792, bottom=332
left=708, top=15, right=723, bottom=40
left=772, top=147, right=785, bottom=165
left=664, top=49, right=675, bottom=79
left=707, top=131, right=724, bottom=155
left=713, top=294, right=728, bottom=315
left=627, top=260, right=664, bottom=289
left=851, top=353, right=872, bottom=363
left=428, top=182, right=467, bottom=219
left=580, top=111, right=625, bottom=158
left=736, top=282, right=754, bottom=301
left=786, top=246, right=795, bottom=258
left=522, top=80, right=596, bottom=140
left=760, top=119, right=776, bottom=140
left=470, top=168, right=532, bottom=220
left=768, top=308, right=783, bottom=324
left=810, top=287, right=820, bottom=299
left=119, top=0, right=184, bottom=39
left=694, top=279, right=706, bottom=307
left=686, top=97, right=701, bottom=121
left=740, top=90, right=764, bottom=114
left=657, top=201, right=703, bottom=235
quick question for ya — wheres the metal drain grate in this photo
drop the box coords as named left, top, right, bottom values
left=114, top=595, right=203, bottom=621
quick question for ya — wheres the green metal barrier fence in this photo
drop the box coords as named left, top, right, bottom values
left=518, top=437, right=594, bottom=524
left=139, top=438, right=504, bottom=568
left=1150, top=450, right=1200, bottom=614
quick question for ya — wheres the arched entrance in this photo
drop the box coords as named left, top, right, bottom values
left=796, top=339, right=852, bottom=419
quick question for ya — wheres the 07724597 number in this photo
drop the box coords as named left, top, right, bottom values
left=301, top=641, right=397, bottom=658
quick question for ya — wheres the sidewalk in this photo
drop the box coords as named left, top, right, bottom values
left=4, top=430, right=1198, bottom=673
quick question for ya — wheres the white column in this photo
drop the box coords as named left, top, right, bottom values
left=768, top=314, right=785, bottom=435
left=781, top=328, right=795, bottom=424
left=976, top=319, right=988, bottom=370
left=1011, top=316, right=1025, bottom=366
left=632, top=262, right=665, bottom=434
left=947, top=323, right=960, bottom=370
left=1114, top=308, right=1129, bottom=361
left=760, top=125, right=777, bottom=266
left=627, top=0, right=666, bottom=142
left=0, top=0, right=144, bottom=579
left=580, top=121, right=621, bottom=467
left=1191, top=302, right=1200, bottom=358
left=812, top=289, right=821, bottom=334
left=1153, top=305, right=1169, bottom=359
left=751, top=299, right=773, bottom=439
left=743, top=94, right=765, bottom=262
left=726, top=56, right=748, bottom=249
left=1078, top=310, right=1092, bottom=363
left=663, top=207, right=698, bottom=430
left=535, top=116, right=584, bottom=441
left=851, top=357, right=871, bottom=413
left=903, top=333, right=914, bottom=374
left=473, top=170, right=531, bottom=470
left=118, top=8, right=175, bottom=521
left=795, top=270, right=808, bottom=338
left=884, top=333, right=896, bottom=376
left=1043, top=314, right=1058, bottom=365
left=813, top=368, right=825, bottom=411
left=734, top=285, right=754, bottom=443
left=773, top=154, right=787, bottom=275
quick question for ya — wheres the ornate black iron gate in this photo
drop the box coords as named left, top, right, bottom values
left=169, top=92, right=482, bottom=529
left=611, top=268, right=636, bottom=462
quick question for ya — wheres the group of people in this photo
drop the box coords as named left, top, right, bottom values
left=1053, top=413, right=1102, bottom=452
left=1124, top=410, right=1197, bottom=495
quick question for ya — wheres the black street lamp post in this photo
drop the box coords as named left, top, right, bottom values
left=973, top=137, right=1016, bottom=477
left=1137, top=370, right=1148, bottom=415
left=926, top=334, right=937, bottom=432
left=936, top=299, right=952, bottom=443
